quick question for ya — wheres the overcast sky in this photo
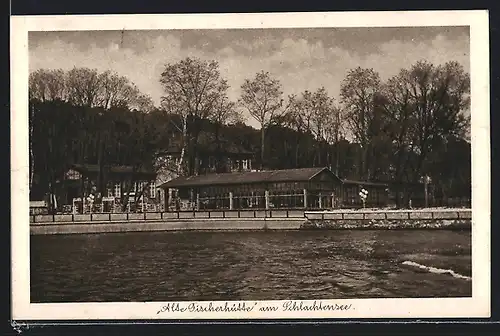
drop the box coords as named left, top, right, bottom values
left=29, top=27, right=469, bottom=128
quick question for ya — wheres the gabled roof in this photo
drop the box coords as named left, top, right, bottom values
left=159, top=167, right=341, bottom=188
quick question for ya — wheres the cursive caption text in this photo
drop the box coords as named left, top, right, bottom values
left=157, top=300, right=353, bottom=315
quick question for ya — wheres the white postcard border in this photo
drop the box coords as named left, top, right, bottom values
left=11, top=10, right=491, bottom=320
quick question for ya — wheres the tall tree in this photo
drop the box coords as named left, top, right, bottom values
left=376, top=60, right=470, bottom=205
left=160, top=57, right=229, bottom=176
left=29, top=69, right=67, bottom=102
left=340, top=67, right=381, bottom=180
left=239, top=71, right=287, bottom=168
left=289, top=87, right=343, bottom=170
left=406, top=61, right=470, bottom=183
left=210, top=94, right=243, bottom=172
left=66, top=67, right=103, bottom=107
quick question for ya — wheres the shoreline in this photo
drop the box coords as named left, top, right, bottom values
left=29, top=208, right=472, bottom=235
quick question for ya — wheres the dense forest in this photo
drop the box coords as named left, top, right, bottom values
left=29, top=57, right=471, bottom=207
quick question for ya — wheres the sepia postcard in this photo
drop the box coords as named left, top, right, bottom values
left=11, top=10, right=490, bottom=321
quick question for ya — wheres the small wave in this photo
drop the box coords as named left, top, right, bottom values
left=402, top=261, right=472, bottom=281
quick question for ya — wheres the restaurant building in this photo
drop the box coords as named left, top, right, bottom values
left=159, top=167, right=389, bottom=211
left=58, top=163, right=157, bottom=213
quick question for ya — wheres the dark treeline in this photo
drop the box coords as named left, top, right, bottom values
left=29, top=58, right=471, bottom=208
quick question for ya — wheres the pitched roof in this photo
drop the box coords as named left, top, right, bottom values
left=159, top=167, right=340, bottom=188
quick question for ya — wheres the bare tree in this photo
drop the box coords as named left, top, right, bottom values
left=239, top=71, right=287, bottom=168
left=374, top=60, right=470, bottom=206
left=98, top=70, right=129, bottom=109
left=288, top=87, right=343, bottom=170
left=66, top=67, right=103, bottom=107
left=209, top=94, right=243, bottom=172
left=340, top=67, right=381, bottom=179
left=397, top=60, right=470, bottom=183
left=374, top=73, right=416, bottom=205
left=98, top=71, right=155, bottom=112
left=29, top=69, right=67, bottom=102
left=160, top=57, right=229, bottom=176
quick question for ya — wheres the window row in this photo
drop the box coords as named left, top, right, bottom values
left=107, top=181, right=156, bottom=199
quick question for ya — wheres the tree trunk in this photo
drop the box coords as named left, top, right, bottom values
left=295, top=137, right=300, bottom=168
left=176, top=116, right=188, bottom=176
left=335, top=141, right=340, bottom=175
left=214, top=124, right=223, bottom=173
left=260, top=126, right=266, bottom=169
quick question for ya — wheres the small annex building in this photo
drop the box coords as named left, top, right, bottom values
left=159, top=167, right=389, bottom=211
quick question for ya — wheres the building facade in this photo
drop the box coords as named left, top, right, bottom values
left=159, top=167, right=389, bottom=211
left=58, top=164, right=157, bottom=213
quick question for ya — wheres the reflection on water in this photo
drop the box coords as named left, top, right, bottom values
left=30, top=229, right=471, bottom=302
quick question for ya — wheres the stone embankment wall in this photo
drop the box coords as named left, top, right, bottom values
left=29, top=209, right=472, bottom=235
left=302, top=209, right=471, bottom=230
left=301, top=219, right=470, bottom=230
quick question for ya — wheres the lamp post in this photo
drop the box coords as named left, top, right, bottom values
left=359, top=188, right=368, bottom=208
left=87, top=194, right=95, bottom=213
left=423, top=175, right=431, bottom=208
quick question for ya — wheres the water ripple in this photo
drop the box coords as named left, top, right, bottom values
left=31, top=229, right=472, bottom=302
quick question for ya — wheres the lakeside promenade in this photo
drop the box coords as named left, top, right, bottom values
left=29, top=208, right=472, bottom=235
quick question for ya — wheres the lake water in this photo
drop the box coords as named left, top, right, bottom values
left=30, top=229, right=471, bottom=302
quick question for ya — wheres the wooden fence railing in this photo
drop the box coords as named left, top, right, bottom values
left=29, top=209, right=471, bottom=223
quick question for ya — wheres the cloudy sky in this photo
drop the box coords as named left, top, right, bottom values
left=29, top=27, right=469, bottom=128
